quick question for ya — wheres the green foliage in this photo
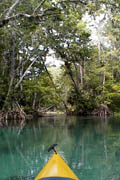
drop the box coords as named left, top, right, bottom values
left=22, top=72, right=61, bottom=109
left=0, top=0, right=120, bottom=114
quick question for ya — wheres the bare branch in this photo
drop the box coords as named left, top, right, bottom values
left=41, top=7, right=58, bottom=16
left=33, top=0, right=47, bottom=15
left=15, top=58, right=37, bottom=88
left=58, top=0, right=87, bottom=5
left=5, top=0, right=22, bottom=18
left=0, top=10, right=61, bottom=28
left=0, top=0, right=85, bottom=28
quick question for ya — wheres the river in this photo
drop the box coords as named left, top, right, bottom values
left=0, top=115, right=120, bottom=180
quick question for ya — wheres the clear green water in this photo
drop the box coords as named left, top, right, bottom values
left=0, top=116, right=120, bottom=180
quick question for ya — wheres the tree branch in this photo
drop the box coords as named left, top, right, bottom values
left=15, top=57, right=37, bottom=88
left=0, top=10, right=61, bottom=28
left=58, top=0, right=87, bottom=5
left=43, top=61, right=69, bottom=112
left=0, top=0, right=86, bottom=28
left=0, top=0, right=85, bottom=28
left=33, top=0, right=47, bottom=15
left=5, top=0, right=22, bottom=18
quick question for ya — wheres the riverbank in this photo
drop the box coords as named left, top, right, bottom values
left=0, top=103, right=113, bottom=121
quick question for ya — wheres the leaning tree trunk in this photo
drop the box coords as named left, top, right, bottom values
left=73, top=62, right=81, bottom=91
left=65, top=61, right=80, bottom=94
left=79, top=62, right=83, bottom=87
left=3, top=30, right=16, bottom=109
left=43, top=61, right=69, bottom=113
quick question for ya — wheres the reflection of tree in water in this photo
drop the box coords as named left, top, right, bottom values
left=0, top=116, right=79, bottom=179
left=65, top=117, right=120, bottom=180
left=1, top=116, right=120, bottom=180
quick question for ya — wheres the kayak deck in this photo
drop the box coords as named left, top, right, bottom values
left=38, top=178, right=75, bottom=180
left=35, top=153, right=79, bottom=180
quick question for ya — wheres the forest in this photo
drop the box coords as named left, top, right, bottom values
left=0, top=0, right=120, bottom=120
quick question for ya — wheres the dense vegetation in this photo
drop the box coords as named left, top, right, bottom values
left=0, top=0, right=120, bottom=119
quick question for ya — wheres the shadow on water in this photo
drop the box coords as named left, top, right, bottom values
left=0, top=115, right=120, bottom=180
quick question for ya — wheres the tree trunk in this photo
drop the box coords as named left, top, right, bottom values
left=15, top=57, right=37, bottom=88
left=73, top=62, right=81, bottom=90
left=5, top=0, right=22, bottom=18
left=65, top=62, right=80, bottom=94
left=32, top=93, right=37, bottom=109
left=80, top=63, right=83, bottom=87
left=3, top=30, right=16, bottom=108
left=44, top=62, right=69, bottom=113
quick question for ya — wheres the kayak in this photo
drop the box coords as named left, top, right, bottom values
left=35, top=145, right=79, bottom=180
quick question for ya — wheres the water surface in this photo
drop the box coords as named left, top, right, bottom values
left=0, top=116, right=120, bottom=180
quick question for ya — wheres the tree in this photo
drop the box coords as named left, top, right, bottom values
left=0, top=0, right=120, bottom=116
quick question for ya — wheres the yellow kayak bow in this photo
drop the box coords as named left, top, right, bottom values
left=35, top=145, right=79, bottom=180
